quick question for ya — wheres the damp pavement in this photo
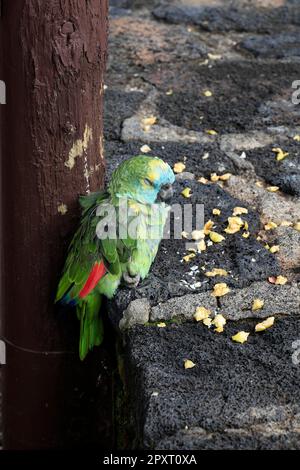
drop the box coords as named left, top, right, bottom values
left=105, top=0, right=300, bottom=449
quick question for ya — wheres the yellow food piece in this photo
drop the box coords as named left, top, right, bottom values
left=252, top=298, right=264, bottom=311
left=181, top=187, right=192, bottom=198
left=264, top=222, right=278, bottom=231
left=269, top=245, right=280, bottom=254
left=224, top=216, right=244, bottom=234
left=293, top=135, right=300, bottom=142
left=212, top=283, right=230, bottom=297
left=212, top=314, right=226, bottom=329
left=197, top=240, right=207, bottom=252
left=272, top=147, right=289, bottom=161
left=157, top=323, right=167, bottom=328
left=191, top=230, right=205, bottom=241
left=206, top=129, right=218, bottom=135
left=183, top=253, right=196, bottom=263
left=232, top=331, right=250, bottom=344
left=166, top=89, right=173, bottom=96
left=198, top=177, right=209, bottom=184
left=255, top=316, right=275, bottom=332
left=210, top=173, right=219, bottom=182
left=215, top=326, right=224, bottom=333
left=244, top=221, right=249, bottom=231
left=267, top=186, right=279, bottom=192
left=204, top=220, right=214, bottom=235
left=242, top=232, right=250, bottom=239
left=203, top=90, right=213, bottom=97
left=184, top=359, right=196, bottom=369
left=219, top=173, right=232, bottom=181
left=233, top=207, right=248, bottom=216
left=181, top=231, right=190, bottom=239
left=209, top=231, right=225, bottom=243
left=142, top=116, right=157, bottom=127
left=194, top=307, right=211, bottom=322
left=174, top=162, right=186, bottom=173
left=280, top=220, right=293, bottom=227
left=294, top=222, right=300, bottom=231
left=140, top=144, right=151, bottom=153
left=203, top=318, right=212, bottom=327
left=275, top=275, right=288, bottom=285
left=205, top=268, right=228, bottom=277
left=256, top=181, right=264, bottom=188
left=213, top=208, right=221, bottom=216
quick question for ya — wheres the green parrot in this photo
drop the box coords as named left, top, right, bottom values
left=56, top=156, right=175, bottom=360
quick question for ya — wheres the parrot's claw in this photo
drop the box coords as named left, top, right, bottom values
left=122, top=271, right=141, bottom=288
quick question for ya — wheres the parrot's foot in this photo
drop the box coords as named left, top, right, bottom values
left=123, top=271, right=141, bottom=288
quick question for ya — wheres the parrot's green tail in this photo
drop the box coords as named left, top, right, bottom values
left=77, top=294, right=103, bottom=361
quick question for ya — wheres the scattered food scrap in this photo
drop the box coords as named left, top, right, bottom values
left=233, top=207, right=248, bottom=216
left=191, top=230, right=204, bottom=241
left=204, top=220, right=214, bottom=235
left=174, top=162, right=186, bottom=173
left=255, top=317, right=275, bottom=332
left=225, top=216, right=244, bottom=234
left=205, top=268, right=228, bottom=277
left=194, top=307, right=211, bottom=322
left=141, top=116, right=157, bottom=131
left=269, top=245, right=280, bottom=254
left=212, top=283, right=230, bottom=297
left=272, top=147, right=289, bottom=161
left=203, top=90, right=213, bottom=97
left=232, top=331, right=250, bottom=344
left=157, top=323, right=167, bottom=328
left=264, top=221, right=278, bottom=231
left=184, top=359, right=196, bottom=370
left=140, top=144, right=151, bottom=153
left=213, top=208, right=221, bottom=216
left=294, top=222, right=300, bottom=232
left=219, top=173, right=232, bottom=181
left=198, top=177, right=209, bottom=184
left=267, top=186, right=279, bottom=192
left=210, top=232, right=225, bottom=243
left=206, top=129, right=218, bottom=135
left=268, top=275, right=288, bottom=285
left=252, top=298, right=264, bottom=311
left=212, top=314, right=226, bottom=333
left=183, top=253, right=196, bottom=263
left=181, top=187, right=192, bottom=198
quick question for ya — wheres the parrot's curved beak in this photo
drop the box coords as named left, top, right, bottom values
left=157, top=183, right=174, bottom=202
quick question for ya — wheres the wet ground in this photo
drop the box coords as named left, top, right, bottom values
left=105, top=0, right=300, bottom=449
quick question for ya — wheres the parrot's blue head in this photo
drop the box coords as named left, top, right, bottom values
left=109, top=156, right=175, bottom=205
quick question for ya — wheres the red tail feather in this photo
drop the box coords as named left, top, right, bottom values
left=79, top=261, right=107, bottom=299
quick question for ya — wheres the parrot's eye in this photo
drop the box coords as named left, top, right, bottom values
left=144, top=178, right=154, bottom=187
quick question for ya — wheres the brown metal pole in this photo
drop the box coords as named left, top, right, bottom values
left=0, top=0, right=110, bottom=449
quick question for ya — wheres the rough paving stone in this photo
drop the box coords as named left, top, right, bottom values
left=220, top=281, right=300, bottom=320
left=104, top=89, right=146, bottom=140
left=246, top=143, right=300, bottom=197
left=150, top=292, right=217, bottom=322
left=267, top=226, right=300, bottom=272
left=119, top=298, right=151, bottom=330
left=225, top=175, right=300, bottom=223
left=155, top=62, right=300, bottom=134
left=152, top=4, right=300, bottom=33
left=238, top=34, right=300, bottom=58
left=124, top=317, right=300, bottom=449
